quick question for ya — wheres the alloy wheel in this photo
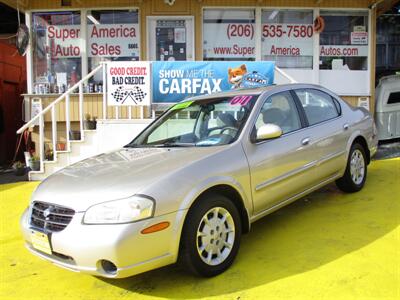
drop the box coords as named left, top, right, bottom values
left=350, top=149, right=365, bottom=185
left=196, top=207, right=235, bottom=266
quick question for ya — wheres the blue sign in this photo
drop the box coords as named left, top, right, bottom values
left=152, top=61, right=275, bottom=103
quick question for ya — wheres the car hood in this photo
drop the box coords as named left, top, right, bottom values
left=32, top=146, right=224, bottom=212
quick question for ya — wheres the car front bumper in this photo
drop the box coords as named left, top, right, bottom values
left=20, top=207, right=186, bottom=278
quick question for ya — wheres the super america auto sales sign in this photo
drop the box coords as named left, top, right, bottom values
left=45, top=24, right=140, bottom=58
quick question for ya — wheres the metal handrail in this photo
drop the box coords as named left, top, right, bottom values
left=16, top=63, right=104, bottom=134
left=275, top=66, right=298, bottom=84
left=16, top=63, right=105, bottom=175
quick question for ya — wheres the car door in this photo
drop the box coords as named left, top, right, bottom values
left=243, top=91, right=322, bottom=215
left=293, top=88, right=349, bottom=182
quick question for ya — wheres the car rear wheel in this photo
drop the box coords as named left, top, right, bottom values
left=179, top=193, right=241, bottom=277
left=336, top=142, right=367, bottom=193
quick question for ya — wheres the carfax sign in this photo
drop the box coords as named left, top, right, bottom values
left=152, top=61, right=275, bottom=103
left=106, top=61, right=151, bottom=106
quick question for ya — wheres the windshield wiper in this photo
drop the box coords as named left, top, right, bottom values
left=124, top=144, right=148, bottom=148
left=153, top=142, right=195, bottom=148
left=125, top=142, right=195, bottom=148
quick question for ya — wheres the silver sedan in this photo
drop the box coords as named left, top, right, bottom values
left=20, top=84, right=378, bottom=278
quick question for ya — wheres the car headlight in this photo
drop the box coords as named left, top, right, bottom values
left=83, top=195, right=154, bottom=224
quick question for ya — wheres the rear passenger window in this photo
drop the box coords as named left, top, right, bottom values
left=294, top=89, right=340, bottom=126
left=387, top=92, right=400, bottom=104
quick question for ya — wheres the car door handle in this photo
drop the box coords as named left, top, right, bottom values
left=343, top=123, right=349, bottom=131
left=301, top=137, right=310, bottom=146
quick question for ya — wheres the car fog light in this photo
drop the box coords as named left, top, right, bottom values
left=100, top=260, right=117, bottom=275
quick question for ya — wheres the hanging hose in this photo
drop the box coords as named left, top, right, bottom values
left=8, top=130, right=32, bottom=169
left=9, top=133, right=24, bottom=168
left=313, top=16, right=325, bottom=34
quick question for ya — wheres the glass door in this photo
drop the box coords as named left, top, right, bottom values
left=147, top=16, right=194, bottom=61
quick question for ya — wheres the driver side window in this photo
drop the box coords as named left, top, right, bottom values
left=255, top=91, right=301, bottom=134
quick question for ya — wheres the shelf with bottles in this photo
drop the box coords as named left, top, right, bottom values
left=32, top=82, right=104, bottom=95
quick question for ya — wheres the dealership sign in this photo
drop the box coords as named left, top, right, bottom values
left=262, top=23, right=314, bottom=57
left=106, top=61, right=150, bottom=106
left=46, top=25, right=81, bottom=58
left=88, top=24, right=139, bottom=57
left=152, top=61, right=275, bottom=103
left=45, top=24, right=140, bottom=58
left=203, top=22, right=255, bottom=59
left=319, top=45, right=368, bottom=57
left=350, top=31, right=368, bottom=45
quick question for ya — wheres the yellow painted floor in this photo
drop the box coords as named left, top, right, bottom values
left=0, top=158, right=399, bottom=300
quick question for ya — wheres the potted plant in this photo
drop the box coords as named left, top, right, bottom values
left=56, top=142, right=66, bottom=151
left=12, top=161, right=26, bottom=176
left=69, top=130, right=81, bottom=140
left=45, top=148, right=54, bottom=161
left=84, top=113, right=97, bottom=130
left=28, top=155, right=40, bottom=171
left=92, top=116, right=97, bottom=129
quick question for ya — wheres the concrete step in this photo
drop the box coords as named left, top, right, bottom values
left=29, top=129, right=100, bottom=181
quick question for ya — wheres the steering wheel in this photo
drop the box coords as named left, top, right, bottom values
left=220, top=126, right=238, bottom=136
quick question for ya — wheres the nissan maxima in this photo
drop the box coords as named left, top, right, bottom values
left=20, top=84, right=377, bottom=278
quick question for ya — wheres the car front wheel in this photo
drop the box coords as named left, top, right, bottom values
left=336, top=142, right=367, bottom=193
left=179, top=193, right=241, bottom=277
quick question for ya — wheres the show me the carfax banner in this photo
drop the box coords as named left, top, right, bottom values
left=152, top=61, right=275, bottom=103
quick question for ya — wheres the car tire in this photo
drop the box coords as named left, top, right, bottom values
left=336, top=142, right=368, bottom=193
left=179, top=193, right=242, bottom=277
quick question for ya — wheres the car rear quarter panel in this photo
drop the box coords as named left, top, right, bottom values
left=340, top=103, right=377, bottom=173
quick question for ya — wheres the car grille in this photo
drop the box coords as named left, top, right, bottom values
left=30, top=201, right=75, bottom=232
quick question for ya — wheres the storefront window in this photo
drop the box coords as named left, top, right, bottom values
left=32, top=11, right=82, bottom=94
left=261, top=10, right=314, bottom=68
left=87, top=9, right=140, bottom=86
left=203, top=9, right=256, bottom=61
left=319, top=11, right=368, bottom=70
left=376, top=14, right=400, bottom=78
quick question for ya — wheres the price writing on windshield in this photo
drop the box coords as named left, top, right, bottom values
left=230, top=95, right=253, bottom=106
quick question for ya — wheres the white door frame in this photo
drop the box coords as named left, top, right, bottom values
left=146, top=15, right=195, bottom=61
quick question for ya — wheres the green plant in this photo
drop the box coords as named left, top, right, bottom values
left=29, top=155, right=40, bottom=162
left=45, top=149, right=54, bottom=161
left=13, top=161, right=25, bottom=169
left=12, top=161, right=26, bottom=176
left=28, top=154, right=41, bottom=171
left=84, top=114, right=97, bottom=130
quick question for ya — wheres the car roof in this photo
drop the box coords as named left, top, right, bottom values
left=186, top=83, right=327, bottom=103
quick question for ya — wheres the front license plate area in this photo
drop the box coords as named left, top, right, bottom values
left=31, top=230, right=52, bottom=255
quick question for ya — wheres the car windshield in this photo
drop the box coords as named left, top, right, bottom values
left=126, top=94, right=259, bottom=147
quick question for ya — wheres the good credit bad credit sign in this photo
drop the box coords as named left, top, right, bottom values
left=107, top=61, right=150, bottom=106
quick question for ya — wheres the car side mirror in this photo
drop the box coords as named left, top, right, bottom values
left=256, top=124, right=282, bottom=141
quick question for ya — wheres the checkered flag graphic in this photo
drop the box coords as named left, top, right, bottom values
left=130, top=86, right=146, bottom=104
left=111, top=86, right=147, bottom=104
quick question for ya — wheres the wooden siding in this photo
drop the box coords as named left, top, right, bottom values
left=26, top=94, right=151, bottom=123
